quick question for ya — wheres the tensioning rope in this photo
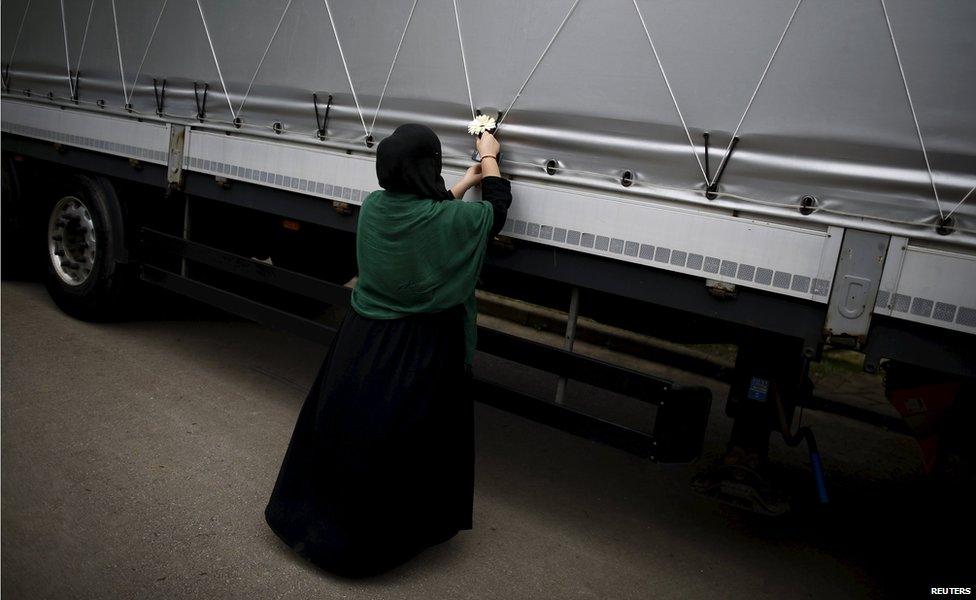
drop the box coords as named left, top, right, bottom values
left=322, top=0, right=370, bottom=140
left=5, top=0, right=33, bottom=78
left=109, top=0, right=128, bottom=100
left=370, top=0, right=420, bottom=135
left=126, top=0, right=169, bottom=107
left=710, top=0, right=803, bottom=188
left=20, top=78, right=975, bottom=238
left=452, top=0, right=476, bottom=119
left=55, top=0, right=95, bottom=98
left=194, top=0, right=237, bottom=120
left=238, top=0, right=293, bottom=115
left=58, top=0, right=74, bottom=99
left=496, top=0, right=581, bottom=128
left=879, top=0, right=944, bottom=220
left=946, top=184, right=976, bottom=220
left=74, top=0, right=96, bottom=79
left=632, top=0, right=709, bottom=186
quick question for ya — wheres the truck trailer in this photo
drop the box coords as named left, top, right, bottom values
left=2, top=0, right=974, bottom=504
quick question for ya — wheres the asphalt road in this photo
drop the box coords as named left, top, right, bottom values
left=2, top=281, right=972, bottom=599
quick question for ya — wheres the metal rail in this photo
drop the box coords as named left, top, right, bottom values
left=138, top=228, right=712, bottom=462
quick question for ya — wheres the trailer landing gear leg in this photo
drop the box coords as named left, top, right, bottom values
left=692, top=337, right=810, bottom=516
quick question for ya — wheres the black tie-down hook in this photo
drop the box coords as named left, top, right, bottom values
left=152, top=78, right=166, bottom=116
left=193, top=82, right=209, bottom=121
left=313, top=92, right=332, bottom=141
left=937, top=215, right=955, bottom=236
left=703, top=132, right=740, bottom=200
left=469, top=108, right=502, bottom=161
left=69, top=70, right=80, bottom=103
left=1, top=63, right=10, bottom=92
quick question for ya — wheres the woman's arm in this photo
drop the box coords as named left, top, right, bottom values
left=450, top=132, right=510, bottom=236
left=477, top=132, right=501, bottom=178
left=476, top=133, right=509, bottom=238
left=450, top=164, right=482, bottom=199
left=481, top=176, right=511, bottom=239
left=450, top=132, right=503, bottom=199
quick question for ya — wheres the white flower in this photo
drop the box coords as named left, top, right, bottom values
left=467, top=114, right=496, bottom=136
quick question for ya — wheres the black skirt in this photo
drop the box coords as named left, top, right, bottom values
left=264, top=306, right=473, bottom=578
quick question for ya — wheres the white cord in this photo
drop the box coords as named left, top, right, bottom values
left=75, top=0, right=96, bottom=78
left=632, top=0, right=708, bottom=186
left=109, top=0, right=128, bottom=101
left=711, top=0, right=803, bottom=187
left=8, top=88, right=976, bottom=238
left=945, top=183, right=976, bottom=220
left=879, top=0, right=943, bottom=219
left=452, top=0, right=476, bottom=119
left=127, top=0, right=169, bottom=106
left=370, top=0, right=420, bottom=134
left=238, top=0, right=293, bottom=115
left=58, top=0, right=74, bottom=99
left=497, top=0, right=581, bottom=127
left=322, top=0, right=369, bottom=139
left=194, top=0, right=237, bottom=120
left=5, top=0, right=32, bottom=76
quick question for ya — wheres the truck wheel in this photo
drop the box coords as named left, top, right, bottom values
left=42, top=174, right=130, bottom=320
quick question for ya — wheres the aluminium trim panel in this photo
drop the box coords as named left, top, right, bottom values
left=183, top=129, right=379, bottom=205
left=184, top=128, right=842, bottom=304
left=0, top=99, right=169, bottom=165
left=874, top=243, right=976, bottom=334
left=497, top=181, right=842, bottom=303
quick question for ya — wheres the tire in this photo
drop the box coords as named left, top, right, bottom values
left=41, top=174, right=131, bottom=320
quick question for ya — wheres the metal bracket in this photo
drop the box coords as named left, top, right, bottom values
left=313, top=92, right=332, bottom=140
left=704, top=133, right=739, bottom=200
left=152, top=78, right=166, bottom=116
left=824, top=229, right=889, bottom=347
left=193, top=82, right=209, bottom=121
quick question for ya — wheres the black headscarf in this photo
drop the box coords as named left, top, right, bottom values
left=375, top=123, right=453, bottom=200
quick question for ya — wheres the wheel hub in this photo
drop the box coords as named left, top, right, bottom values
left=48, top=196, right=97, bottom=286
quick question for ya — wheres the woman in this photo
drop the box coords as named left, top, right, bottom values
left=265, top=124, right=510, bottom=577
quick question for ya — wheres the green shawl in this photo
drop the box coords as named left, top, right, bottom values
left=351, top=190, right=493, bottom=363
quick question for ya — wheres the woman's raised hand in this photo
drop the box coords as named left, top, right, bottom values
left=477, top=132, right=501, bottom=178
left=476, top=132, right=500, bottom=158
left=450, top=164, right=483, bottom=199
left=462, top=164, right=483, bottom=187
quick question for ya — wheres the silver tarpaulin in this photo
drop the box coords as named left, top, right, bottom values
left=3, top=0, right=975, bottom=243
